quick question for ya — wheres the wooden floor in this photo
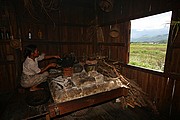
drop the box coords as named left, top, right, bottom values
left=0, top=90, right=168, bottom=120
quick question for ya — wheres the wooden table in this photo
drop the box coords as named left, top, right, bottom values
left=47, top=86, right=128, bottom=118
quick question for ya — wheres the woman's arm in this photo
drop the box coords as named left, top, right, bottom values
left=44, top=55, right=60, bottom=60
left=39, top=63, right=57, bottom=74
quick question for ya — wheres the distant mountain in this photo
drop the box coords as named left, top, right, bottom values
left=131, top=28, right=169, bottom=38
left=131, top=28, right=169, bottom=43
left=131, top=34, right=168, bottom=43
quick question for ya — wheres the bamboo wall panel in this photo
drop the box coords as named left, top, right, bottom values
left=120, top=65, right=173, bottom=117
left=169, top=49, right=180, bottom=73
left=58, top=26, right=85, bottom=42
left=100, top=22, right=129, bottom=43
left=0, top=41, right=18, bottom=92
left=19, top=7, right=94, bottom=41
left=65, top=7, right=83, bottom=24
left=60, top=26, right=67, bottom=41
left=166, top=48, right=180, bottom=118
left=170, top=79, right=180, bottom=119
left=160, top=78, right=174, bottom=117
left=98, top=0, right=173, bottom=25
left=164, top=9, right=180, bottom=117
left=60, top=44, right=94, bottom=59
left=0, top=64, right=10, bottom=92
left=47, top=24, right=59, bottom=41
left=98, top=45, right=126, bottom=62
left=84, top=27, right=96, bottom=42
left=7, top=63, right=16, bottom=90
left=61, top=6, right=94, bottom=25
left=129, top=0, right=149, bottom=16
left=20, top=22, right=43, bottom=40
left=97, top=21, right=130, bottom=63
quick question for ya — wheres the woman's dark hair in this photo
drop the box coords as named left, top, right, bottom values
left=23, top=44, right=37, bottom=58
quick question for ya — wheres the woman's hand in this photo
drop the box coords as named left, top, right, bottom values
left=54, top=55, right=60, bottom=59
left=48, top=63, right=58, bottom=68
left=44, top=55, right=60, bottom=59
left=40, top=63, right=58, bottom=74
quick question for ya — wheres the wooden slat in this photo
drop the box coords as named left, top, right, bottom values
left=120, top=64, right=179, bottom=118
left=48, top=87, right=128, bottom=118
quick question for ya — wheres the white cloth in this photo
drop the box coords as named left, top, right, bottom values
left=23, top=54, right=45, bottom=75
left=21, top=72, right=49, bottom=88
left=21, top=53, right=48, bottom=88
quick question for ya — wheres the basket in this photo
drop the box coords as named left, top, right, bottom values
left=99, top=0, right=114, bottom=12
left=109, top=24, right=120, bottom=38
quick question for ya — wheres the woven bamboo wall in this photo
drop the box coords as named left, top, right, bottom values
left=119, top=65, right=176, bottom=118
left=0, top=41, right=19, bottom=92
left=97, top=22, right=130, bottom=63
left=164, top=8, right=180, bottom=119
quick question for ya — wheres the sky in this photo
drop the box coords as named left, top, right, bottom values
left=131, top=11, right=172, bottom=31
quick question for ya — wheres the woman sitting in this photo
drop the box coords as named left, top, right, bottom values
left=21, top=44, right=60, bottom=91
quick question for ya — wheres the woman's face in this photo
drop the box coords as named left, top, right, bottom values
left=33, top=48, right=39, bottom=57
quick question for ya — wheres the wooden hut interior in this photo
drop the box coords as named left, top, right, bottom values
left=0, top=0, right=180, bottom=119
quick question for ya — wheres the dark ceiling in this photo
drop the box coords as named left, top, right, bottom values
left=61, top=0, right=96, bottom=8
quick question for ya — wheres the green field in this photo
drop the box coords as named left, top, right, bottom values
left=129, top=43, right=167, bottom=71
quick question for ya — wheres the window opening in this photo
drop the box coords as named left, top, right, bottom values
left=129, top=11, right=172, bottom=71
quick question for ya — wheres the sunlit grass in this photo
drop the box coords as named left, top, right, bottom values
left=129, top=43, right=167, bottom=71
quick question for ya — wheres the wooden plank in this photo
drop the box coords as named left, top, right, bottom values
left=171, top=79, right=180, bottom=119
left=157, top=77, right=167, bottom=109
left=98, top=42, right=125, bottom=47
left=48, top=87, right=128, bottom=118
